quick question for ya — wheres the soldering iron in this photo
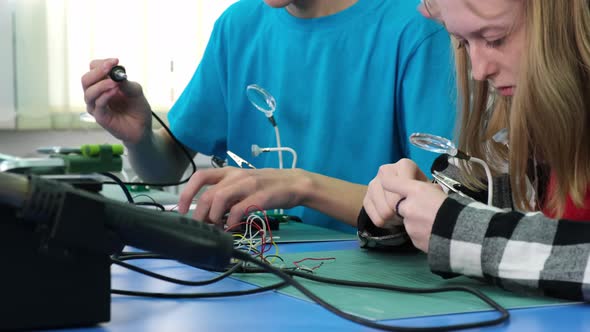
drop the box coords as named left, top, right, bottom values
left=109, top=65, right=127, bottom=82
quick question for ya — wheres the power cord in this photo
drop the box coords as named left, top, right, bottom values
left=100, top=172, right=168, bottom=212
left=233, top=249, right=510, bottom=332
left=102, top=110, right=198, bottom=188
left=112, top=257, right=241, bottom=286
left=111, top=282, right=287, bottom=299
left=100, top=172, right=134, bottom=203
left=110, top=253, right=287, bottom=298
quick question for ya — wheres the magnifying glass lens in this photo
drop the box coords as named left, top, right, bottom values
left=246, top=84, right=276, bottom=117
left=79, top=113, right=96, bottom=123
left=409, top=133, right=458, bottom=156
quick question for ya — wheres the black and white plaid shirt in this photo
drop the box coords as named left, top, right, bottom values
left=429, top=190, right=590, bottom=302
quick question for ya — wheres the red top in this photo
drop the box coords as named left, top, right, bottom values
left=542, top=172, right=590, bottom=221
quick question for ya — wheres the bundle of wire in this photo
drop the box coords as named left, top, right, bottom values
left=224, top=206, right=284, bottom=269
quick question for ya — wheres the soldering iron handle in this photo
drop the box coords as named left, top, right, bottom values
left=104, top=203, right=234, bottom=271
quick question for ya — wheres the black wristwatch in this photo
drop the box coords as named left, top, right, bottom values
left=357, top=207, right=409, bottom=249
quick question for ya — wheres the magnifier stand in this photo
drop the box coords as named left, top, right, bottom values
left=251, top=144, right=298, bottom=169
left=410, top=133, right=493, bottom=206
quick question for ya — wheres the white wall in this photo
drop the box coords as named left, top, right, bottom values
left=0, top=0, right=15, bottom=129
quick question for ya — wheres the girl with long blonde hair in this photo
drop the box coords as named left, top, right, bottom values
left=362, top=0, right=590, bottom=301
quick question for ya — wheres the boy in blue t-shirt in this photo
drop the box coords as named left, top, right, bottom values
left=82, top=0, right=456, bottom=233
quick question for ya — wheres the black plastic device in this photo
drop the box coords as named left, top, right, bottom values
left=0, top=173, right=235, bottom=330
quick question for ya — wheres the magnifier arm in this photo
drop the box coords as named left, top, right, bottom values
left=470, top=157, right=494, bottom=206
left=251, top=145, right=297, bottom=169
left=274, top=126, right=284, bottom=169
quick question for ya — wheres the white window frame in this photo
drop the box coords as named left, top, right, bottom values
left=0, top=1, right=16, bottom=129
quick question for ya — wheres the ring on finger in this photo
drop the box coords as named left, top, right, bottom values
left=395, top=197, right=407, bottom=219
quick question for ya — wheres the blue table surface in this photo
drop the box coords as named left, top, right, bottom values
left=51, top=240, right=588, bottom=332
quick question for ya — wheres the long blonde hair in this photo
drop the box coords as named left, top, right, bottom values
left=453, top=0, right=590, bottom=216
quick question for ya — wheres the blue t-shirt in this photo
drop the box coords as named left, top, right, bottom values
left=168, top=0, right=456, bottom=233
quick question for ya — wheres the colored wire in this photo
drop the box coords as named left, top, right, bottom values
left=292, top=257, right=336, bottom=271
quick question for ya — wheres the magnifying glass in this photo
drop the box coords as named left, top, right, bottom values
left=409, top=133, right=471, bottom=160
left=246, top=84, right=277, bottom=126
left=409, top=132, right=493, bottom=205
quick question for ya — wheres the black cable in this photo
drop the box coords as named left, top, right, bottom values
left=100, top=172, right=165, bottom=211
left=131, top=194, right=166, bottom=210
left=100, top=173, right=176, bottom=212
left=110, top=253, right=288, bottom=298
left=103, top=110, right=198, bottom=188
left=111, top=257, right=241, bottom=286
left=149, top=110, right=197, bottom=185
left=286, top=269, right=509, bottom=322
left=245, top=266, right=506, bottom=305
left=103, top=66, right=197, bottom=187
left=117, top=252, right=165, bottom=260
left=132, top=193, right=158, bottom=203
left=233, top=250, right=509, bottom=332
left=133, top=201, right=165, bottom=211
left=100, top=172, right=134, bottom=203
left=111, top=282, right=287, bottom=299
left=110, top=250, right=509, bottom=330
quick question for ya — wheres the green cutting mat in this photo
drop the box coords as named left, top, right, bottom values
left=233, top=249, right=574, bottom=320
